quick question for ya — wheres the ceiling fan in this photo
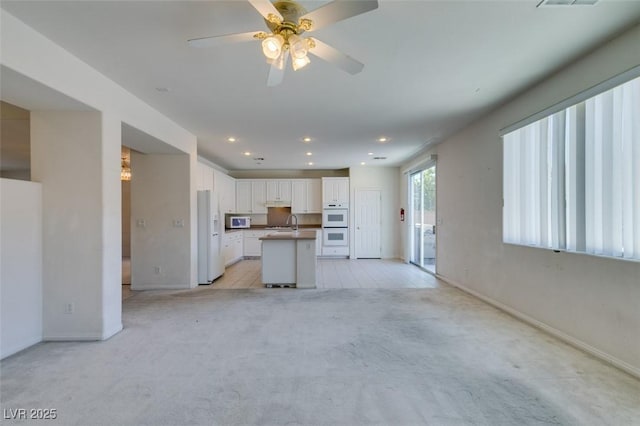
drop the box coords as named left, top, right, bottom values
left=188, top=0, right=379, bottom=86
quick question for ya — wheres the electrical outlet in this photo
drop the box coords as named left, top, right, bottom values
left=64, top=303, right=74, bottom=314
left=154, top=266, right=161, bottom=274
left=173, top=219, right=184, bottom=228
left=136, top=219, right=146, bottom=228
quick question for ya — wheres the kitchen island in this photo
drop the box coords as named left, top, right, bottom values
left=260, top=231, right=317, bottom=288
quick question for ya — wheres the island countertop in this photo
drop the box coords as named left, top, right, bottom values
left=259, top=231, right=317, bottom=241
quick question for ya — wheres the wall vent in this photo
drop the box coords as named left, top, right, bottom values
left=373, top=156, right=387, bottom=160
left=537, top=0, right=598, bottom=7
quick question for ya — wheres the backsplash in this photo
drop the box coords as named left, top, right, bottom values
left=234, top=213, right=321, bottom=227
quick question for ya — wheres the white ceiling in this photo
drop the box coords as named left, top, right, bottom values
left=2, top=1, right=640, bottom=171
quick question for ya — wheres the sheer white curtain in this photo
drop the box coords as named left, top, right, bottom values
left=584, top=78, right=640, bottom=259
left=503, top=112, right=566, bottom=249
left=504, top=75, right=640, bottom=261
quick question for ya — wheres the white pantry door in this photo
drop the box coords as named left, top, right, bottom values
left=355, top=189, right=381, bottom=259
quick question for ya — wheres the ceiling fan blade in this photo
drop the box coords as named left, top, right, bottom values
left=301, top=0, right=378, bottom=32
left=248, top=0, right=283, bottom=23
left=188, top=31, right=260, bottom=48
left=267, top=54, right=288, bottom=87
left=308, top=38, right=364, bottom=75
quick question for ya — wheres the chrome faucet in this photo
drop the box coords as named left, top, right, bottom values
left=286, top=214, right=298, bottom=231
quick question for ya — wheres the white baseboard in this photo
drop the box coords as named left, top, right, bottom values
left=436, top=273, right=640, bottom=380
left=1, top=335, right=42, bottom=360
left=102, top=322, right=123, bottom=340
left=44, top=333, right=103, bottom=341
left=131, top=284, right=191, bottom=290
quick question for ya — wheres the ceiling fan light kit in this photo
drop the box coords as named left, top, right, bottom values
left=261, top=34, right=284, bottom=59
left=189, top=0, right=378, bottom=86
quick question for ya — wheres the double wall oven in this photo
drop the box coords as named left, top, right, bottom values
left=322, top=203, right=348, bottom=254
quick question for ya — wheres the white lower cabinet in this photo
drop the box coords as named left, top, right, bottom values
left=322, top=246, right=349, bottom=256
left=223, top=231, right=243, bottom=266
left=243, top=230, right=268, bottom=256
left=226, top=229, right=322, bottom=262
left=314, top=229, right=322, bottom=256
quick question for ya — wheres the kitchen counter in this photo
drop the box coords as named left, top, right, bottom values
left=259, top=230, right=317, bottom=240
left=260, top=231, right=317, bottom=288
left=253, top=225, right=321, bottom=230
left=225, top=225, right=321, bottom=232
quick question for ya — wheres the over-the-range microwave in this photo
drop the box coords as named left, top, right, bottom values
left=226, top=216, right=251, bottom=229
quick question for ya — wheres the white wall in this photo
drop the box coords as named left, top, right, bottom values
left=1, top=179, right=42, bottom=358
left=131, top=153, right=194, bottom=289
left=409, top=24, right=640, bottom=376
left=349, top=167, right=401, bottom=259
left=100, top=113, right=123, bottom=338
left=1, top=11, right=200, bottom=343
left=122, top=181, right=131, bottom=257
left=1, top=11, right=196, bottom=155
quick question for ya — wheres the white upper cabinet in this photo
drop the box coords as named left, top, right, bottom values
left=291, top=180, right=306, bottom=213
left=251, top=180, right=267, bottom=213
left=236, top=180, right=251, bottom=213
left=214, top=170, right=236, bottom=213
left=266, top=180, right=292, bottom=204
left=237, top=178, right=325, bottom=212
left=307, top=179, right=322, bottom=212
left=197, top=162, right=214, bottom=191
left=322, top=177, right=349, bottom=204
left=292, top=179, right=322, bottom=213
left=236, top=180, right=267, bottom=214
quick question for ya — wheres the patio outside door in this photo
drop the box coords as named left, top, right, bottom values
left=410, top=165, right=436, bottom=274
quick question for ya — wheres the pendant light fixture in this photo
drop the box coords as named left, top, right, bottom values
left=121, top=157, right=131, bottom=181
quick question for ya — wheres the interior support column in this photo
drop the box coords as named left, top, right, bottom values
left=31, top=111, right=122, bottom=340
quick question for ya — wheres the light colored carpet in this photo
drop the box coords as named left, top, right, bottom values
left=2, top=286, right=639, bottom=425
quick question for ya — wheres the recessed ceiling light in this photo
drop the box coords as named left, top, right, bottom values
left=306, top=152, right=312, bottom=156
left=360, top=162, right=366, bottom=165
left=378, top=137, right=388, bottom=143
left=303, top=137, right=312, bottom=143
left=243, top=151, right=251, bottom=156
left=307, top=162, right=314, bottom=166
left=227, top=137, right=236, bottom=143
left=368, top=152, right=373, bottom=155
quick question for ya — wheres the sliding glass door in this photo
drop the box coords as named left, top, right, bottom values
left=410, top=165, right=436, bottom=273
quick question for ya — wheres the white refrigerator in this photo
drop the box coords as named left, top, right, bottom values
left=197, top=190, right=224, bottom=284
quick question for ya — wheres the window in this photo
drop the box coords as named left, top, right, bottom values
left=503, top=74, right=640, bottom=261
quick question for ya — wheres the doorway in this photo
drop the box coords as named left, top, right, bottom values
left=355, top=189, right=381, bottom=259
left=121, top=146, right=132, bottom=299
left=410, top=165, right=436, bottom=274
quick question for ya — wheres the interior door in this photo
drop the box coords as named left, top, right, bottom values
left=355, top=189, right=381, bottom=258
